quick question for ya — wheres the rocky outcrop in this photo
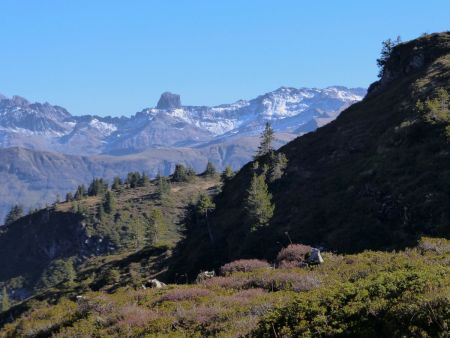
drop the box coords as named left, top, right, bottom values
left=156, top=92, right=182, bottom=110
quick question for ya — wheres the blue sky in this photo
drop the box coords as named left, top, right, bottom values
left=1, top=1, right=449, bottom=116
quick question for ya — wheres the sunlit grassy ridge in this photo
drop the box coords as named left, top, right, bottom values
left=1, top=237, right=448, bottom=337
left=0, top=173, right=220, bottom=313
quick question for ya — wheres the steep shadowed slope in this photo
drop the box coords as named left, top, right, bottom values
left=172, top=32, right=450, bottom=276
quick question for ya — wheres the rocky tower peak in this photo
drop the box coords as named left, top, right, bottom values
left=156, top=92, right=182, bottom=110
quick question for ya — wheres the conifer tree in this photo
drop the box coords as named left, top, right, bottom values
left=103, top=191, right=116, bottom=214
left=147, top=208, right=164, bottom=244
left=196, top=192, right=216, bottom=244
left=74, top=184, right=86, bottom=200
left=65, top=192, right=74, bottom=203
left=203, top=161, right=218, bottom=177
left=172, top=164, right=187, bottom=182
left=269, top=152, right=288, bottom=182
left=4, top=205, right=24, bottom=225
left=221, top=166, right=234, bottom=183
left=376, top=36, right=401, bottom=78
left=105, top=268, right=121, bottom=285
left=186, top=167, right=197, bottom=181
left=1, top=287, right=10, bottom=312
left=38, top=259, right=76, bottom=289
left=88, top=178, right=108, bottom=196
left=128, top=263, right=143, bottom=288
left=127, top=172, right=141, bottom=188
left=246, top=174, right=274, bottom=231
left=139, top=172, right=150, bottom=187
left=256, top=122, right=274, bottom=158
left=111, top=176, right=122, bottom=190
left=156, top=172, right=171, bottom=199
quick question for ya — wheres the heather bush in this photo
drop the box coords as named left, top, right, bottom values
left=156, top=286, right=210, bottom=302
left=255, top=267, right=450, bottom=337
left=1, top=238, right=449, bottom=338
left=276, top=244, right=312, bottom=268
left=116, top=304, right=159, bottom=327
left=418, top=237, right=450, bottom=254
left=220, top=259, right=270, bottom=275
left=202, top=270, right=319, bottom=292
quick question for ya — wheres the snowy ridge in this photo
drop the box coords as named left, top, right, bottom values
left=0, top=86, right=365, bottom=155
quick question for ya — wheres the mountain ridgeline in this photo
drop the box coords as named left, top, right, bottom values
left=0, top=32, right=450, bottom=337
left=0, top=86, right=364, bottom=223
left=172, top=32, right=450, bottom=276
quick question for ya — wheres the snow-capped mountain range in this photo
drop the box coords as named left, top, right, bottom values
left=0, top=86, right=365, bottom=155
left=0, top=85, right=365, bottom=222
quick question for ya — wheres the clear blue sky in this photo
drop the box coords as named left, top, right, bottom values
left=1, top=1, right=449, bottom=116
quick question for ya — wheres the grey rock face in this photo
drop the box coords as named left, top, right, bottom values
left=156, top=92, right=182, bottom=110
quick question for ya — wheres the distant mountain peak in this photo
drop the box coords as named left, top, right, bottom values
left=156, top=92, right=182, bottom=110
left=12, top=95, right=29, bottom=106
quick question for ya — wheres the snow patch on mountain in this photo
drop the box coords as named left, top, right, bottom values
left=89, top=118, right=117, bottom=136
left=0, top=86, right=366, bottom=155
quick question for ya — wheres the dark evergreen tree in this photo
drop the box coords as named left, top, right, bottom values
left=111, top=176, right=122, bottom=190
left=376, top=36, right=401, bottom=78
left=202, top=161, right=218, bottom=177
left=38, top=259, right=76, bottom=289
left=88, top=178, right=108, bottom=196
left=156, top=172, right=171, bottom=199
left=128, top=262, right=143, bottom=289
left=105, top=268, right=121, bottom=285
left=269, top=152, right=288, bottom=182
left=103, top=191, right=116, bottom=214
left=139, top=172, right=150, bottom=187
left=65, top=192, right=74, bottom=203
left=172, top=164, right=188, bottom=182
left=196, top=192, right=216, bottom=244
left=255, top=122, right=274, bottom=158
left=127, top=172, right=141, bottom=188
left=74, top=184, right=86, bottom=200
left=246, top=173, right=274, bottom=231
left=4, top=205, right=24, bottom=225
left=221, top=166, right=234, bottom=183
left=186, top=167, right=197, bottom=181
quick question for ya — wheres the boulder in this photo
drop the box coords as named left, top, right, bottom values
left=196, top=270, right=215, bottom=283
left=146, top=278, right=167, bottom=288
left=307, top=248, right=324, bottom=265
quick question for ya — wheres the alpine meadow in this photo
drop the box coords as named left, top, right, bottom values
left=0, top=2, right=449, bottom=338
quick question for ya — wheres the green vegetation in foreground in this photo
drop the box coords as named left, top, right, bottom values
left=0, top=237, right=448, bottom=337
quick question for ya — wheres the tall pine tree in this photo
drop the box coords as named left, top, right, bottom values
left=196, top=193, right=216, bottom=244
left=246, top=173, right=274, bottom=231
left=255, top=122, right=274, bottom=158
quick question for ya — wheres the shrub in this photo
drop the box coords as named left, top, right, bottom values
left=117, top=304, right=159, bottom=327
left=157, top=287, right=210, bottom=302
left=276, top=244, right=312, bottom=268
left=254, top=268, right=450, bottom=337
left=418, top=237, right=450, bottom=254
left=201, top=271, right=320, bottom=292
left=220, top=259, right=270, bottom=275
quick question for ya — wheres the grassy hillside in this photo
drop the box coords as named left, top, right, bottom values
left=0, top=171, right=220, bottom=305
left=171, top=32, right=450, bottom=277
left=1, top=32, right=450, bottom=337
left=0, top=237, right=448, bottom=337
